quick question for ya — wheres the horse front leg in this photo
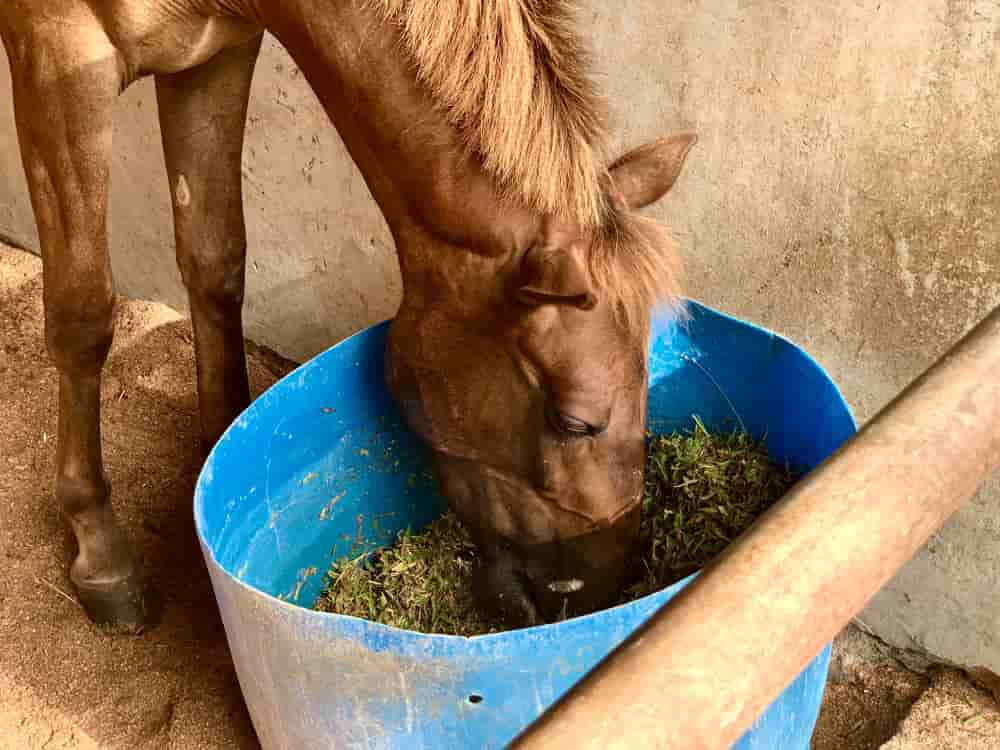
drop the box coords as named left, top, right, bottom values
left=155, top=34, right=263, bottom=449
left=5, top=32, right=159, bottom=629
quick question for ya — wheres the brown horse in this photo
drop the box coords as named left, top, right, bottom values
left=1, top=0, right=695, bottom=631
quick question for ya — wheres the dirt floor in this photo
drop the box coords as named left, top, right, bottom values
left=0, top=244, right=284, bottom=749
left=1, top=242, right=998, bottom=749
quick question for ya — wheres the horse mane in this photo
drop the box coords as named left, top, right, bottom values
left=373, top=0, right=683, bottom=330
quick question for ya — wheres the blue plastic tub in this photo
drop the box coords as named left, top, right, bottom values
left=194, top=300, right=856, bottom=750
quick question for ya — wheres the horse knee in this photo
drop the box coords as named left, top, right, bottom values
left=44, top=288, right=115, bottom=377
left=177, top=239, right=247, bottom=318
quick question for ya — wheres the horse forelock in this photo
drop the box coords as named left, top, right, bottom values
left=590, top=204, right=685, bottom=336
left=371, top=0, right=610, bottom=228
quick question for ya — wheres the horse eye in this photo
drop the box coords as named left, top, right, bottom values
left=547, top=407, right=594, bottom=436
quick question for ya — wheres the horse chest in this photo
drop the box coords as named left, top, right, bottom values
left=91, top=0, right=259, bottom=77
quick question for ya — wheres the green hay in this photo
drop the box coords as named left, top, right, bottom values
left=619, top=416, right=798, bottom=601
left=313, top=418, right=798, bottom=635
left=313, top=511, right=501, bottom=637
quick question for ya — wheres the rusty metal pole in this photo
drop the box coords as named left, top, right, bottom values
left=509, top=306, right=1000, bottom=750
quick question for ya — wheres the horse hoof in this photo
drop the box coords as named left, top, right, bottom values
left=73, top=573, right=162, bottom=634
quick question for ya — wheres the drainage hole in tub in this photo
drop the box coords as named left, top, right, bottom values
left=468, top=694, right=483, bottom=705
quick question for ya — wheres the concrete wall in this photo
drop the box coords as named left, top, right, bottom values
left=1, top=2, right=998, bottom=672
left=0, top=35, right=401, bottom=359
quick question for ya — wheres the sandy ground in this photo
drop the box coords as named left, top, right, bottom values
left=0, top=244, right=284, bottom=749
left=1, top=242, right=997, bottom=749
left=879, top=669, right=1000, bottom=750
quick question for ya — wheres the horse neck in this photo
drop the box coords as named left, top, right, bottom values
left=253, top=0, right=536, bottom=276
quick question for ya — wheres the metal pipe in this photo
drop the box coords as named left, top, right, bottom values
left=509, top=305, right=1000, bottom=750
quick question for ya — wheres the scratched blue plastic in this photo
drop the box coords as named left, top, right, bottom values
left=195, top=300, right=856, bottom=750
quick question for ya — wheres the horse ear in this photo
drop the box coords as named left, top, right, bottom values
left=605, top=132, right=697, bottom=210
left=516, top=245, right=597, bottom=310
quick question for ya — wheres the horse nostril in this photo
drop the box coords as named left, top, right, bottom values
left=547, top=578, right=585, bottom=593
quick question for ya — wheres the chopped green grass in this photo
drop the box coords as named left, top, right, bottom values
left=313, top=511, right=502, bottom=637
left=619, top=416, right=798, bottom=601
left=313, top=418, right=799, bottom=635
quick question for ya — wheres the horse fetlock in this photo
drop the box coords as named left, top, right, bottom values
left=56, top=472, right=111, bottom=518
left=62, top=502, right=137, bottom=585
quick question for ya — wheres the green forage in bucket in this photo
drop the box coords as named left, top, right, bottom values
left=314, top=418, right=799, bottom=635
left=619, top=416, right=798, bottom=602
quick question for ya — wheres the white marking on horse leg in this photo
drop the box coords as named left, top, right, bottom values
left=547, top=579, right=584, bottom=593
left=175, top=174, right=191, bottom=207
